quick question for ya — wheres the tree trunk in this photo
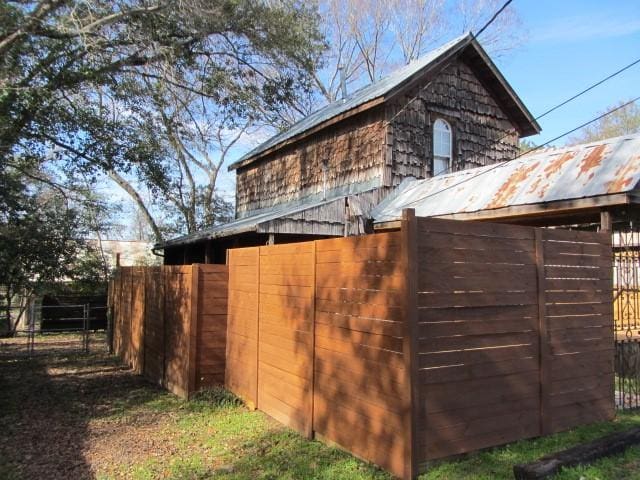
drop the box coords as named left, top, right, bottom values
left=107, top=169, right=164, bottom=243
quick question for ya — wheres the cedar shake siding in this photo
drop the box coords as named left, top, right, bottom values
left=235, top=108, right=386, bottom=217
left=384, top=59, right=519, bottom=187
left=236, top=58, right=521, bottom=217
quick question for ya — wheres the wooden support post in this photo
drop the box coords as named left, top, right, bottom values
left=400, top=209, right=419, bottom=479
left=204, top=241, right=212, bottom=264
left=535, top=229, right=551, bottom=435
left=267, top=233, right=275, bottom=245
left=254, top=248, right=261, bottom=410
left=187, top=264, right=200, bottom=398
left=305, top=241, right=317, bottom=439
left=600, top=210, right=612, bottom=233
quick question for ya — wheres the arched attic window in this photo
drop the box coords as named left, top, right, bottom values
left=433, top=118, right=452, bottom=176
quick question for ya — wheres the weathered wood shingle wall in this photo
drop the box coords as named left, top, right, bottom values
left=385, top=59, right=519, bottom=186
left=236, top=109, right=386, bottom=217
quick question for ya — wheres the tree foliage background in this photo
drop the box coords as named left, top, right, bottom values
left=0, top=0, right=528, bottom=321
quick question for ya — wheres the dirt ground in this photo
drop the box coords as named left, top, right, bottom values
left=0, top=336, right=180, bottom=479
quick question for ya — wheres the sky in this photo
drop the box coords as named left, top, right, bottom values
left=495, top=0, right=640, bottom=146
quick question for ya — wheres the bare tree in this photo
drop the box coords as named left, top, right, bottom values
left=311, top=0, right=524, bottom=106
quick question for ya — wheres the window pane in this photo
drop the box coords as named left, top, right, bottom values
left=434, top=156, right=449, bottom=176
left=433, top=119, right=452, bottom=159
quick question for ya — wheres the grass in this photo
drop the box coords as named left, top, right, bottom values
left=1, top=337, right=640, bottom=479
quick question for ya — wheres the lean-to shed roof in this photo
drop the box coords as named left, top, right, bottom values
left=229, top=32, right=540, bottom=171
left=372, top=134, right=640, bottom=223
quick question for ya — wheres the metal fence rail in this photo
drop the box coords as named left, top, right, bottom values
left=613, top=223, right=640, bottom=411
left=6, top=303, right=107, bottom=358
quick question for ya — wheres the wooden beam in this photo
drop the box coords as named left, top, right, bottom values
left=600, top=210, right=612, bottom=233
left=535, top=229, right=551, bottom=436
left=400, top=209, right=419, bottom=479
left=514, top=427, right=640, bottom=479
left=373, top=194, right=635, bottom=231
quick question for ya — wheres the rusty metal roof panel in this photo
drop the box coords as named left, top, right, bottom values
left=372, top=134, right=640, bottom=222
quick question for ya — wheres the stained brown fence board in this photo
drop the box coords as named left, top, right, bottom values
left=220, top=216, right=614, bottom=480
left=110, top=264, right=228, bottom=398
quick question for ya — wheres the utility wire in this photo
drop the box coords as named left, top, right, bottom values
left=536, top=56, right=640, bottom=120
left=476, top=0, right=514, bottom=37
left=384, top=0, right=514, bottom=128
left=433, top=54, right=640, bottom=178
left=396, top=96, right=640, bottom=210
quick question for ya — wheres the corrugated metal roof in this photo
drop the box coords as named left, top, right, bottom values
left=161, top=196, right=347, bottom=247
left=372, top=134, right=640, bottom=222
left=229, top=33, right=474, bottom=170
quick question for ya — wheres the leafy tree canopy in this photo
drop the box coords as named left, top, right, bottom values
left=568, top=99, right=640, bottom=145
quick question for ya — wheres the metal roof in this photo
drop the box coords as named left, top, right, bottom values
left=161, top=196, right=347, bottom=248
left=372, top=134, right=640, bottom=223
left=229, top=32, right=539, bottom=171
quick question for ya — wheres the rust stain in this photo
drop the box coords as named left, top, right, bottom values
left=526, top=176, right=544, bottom=198
left=487, top=161, right=540, bottom=209
left=606, top=155, right=640, bottom=193
left=543, top=151, right=576, bottom=177
left=577, top=145, right=606, bottom=181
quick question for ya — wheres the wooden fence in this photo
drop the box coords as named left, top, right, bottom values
left=109, top=264, right=228, bottom=398
left=225, top=212, right=614, bottom=479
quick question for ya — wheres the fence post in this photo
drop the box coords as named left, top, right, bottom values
left=307, top=241, right=317, bottom=440
left=535, top=229, right=551, bottom=435
left=107, top=278, right=114, bottom=354
left=188, top=264, right=200, bottom=398
left=255, top=248, right=261, bottom=410
left=400, top=208, right=419, bottom=479
left=84, top=303, right=90, bottom=354
left=28, top=300, right=35, bottom=358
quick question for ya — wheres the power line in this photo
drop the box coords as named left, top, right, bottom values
left=398, top=96, right=640, bottom=210
left=476, top=0, right=514, bottom=38
left=384, top=0, right=514, bottom=129
left=536, top=56, right=640, bottom=120
left=432, top=53, right=640, bottom=178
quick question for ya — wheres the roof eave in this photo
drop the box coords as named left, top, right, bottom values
left=461, top=38, right=541, bottom=137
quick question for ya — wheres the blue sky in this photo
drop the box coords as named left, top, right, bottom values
left=496, top=0, right=640, bottom=146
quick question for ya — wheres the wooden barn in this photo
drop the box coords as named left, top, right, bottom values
left=159, top=32, right=540, bottom=264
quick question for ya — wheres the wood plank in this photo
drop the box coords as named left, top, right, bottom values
left=315, top=232, right=401, bottom=252
left=315, top=322, right=403, bottom=352
left=316, top=260, right=402, bottom=277
left=418, top=304, right=537, bottom=323
left=418, top=271, right=537, bottom=293
left=419, top=246, right=536, bottom=265
left=314, top=345, right=406, bottom=386
left=419, top=331, right=536, bottom=353
left=542, top=229, right=608, bottom=244
left=422, top=231, right=534, bottom=252
left=418, top=291, right=536, bottom=309
left=421, top=418, right=539, bottom=460
left=315, top=311, right=404, bottom=337
left=418, top=217, right=535, bottom=240
left=418, top=343, right=539, bottom=369
left=316, top=299, right=402, bottom=321
left=419, top=317, right=537, bottom=338
left=420, top=356, right=539, bottom=385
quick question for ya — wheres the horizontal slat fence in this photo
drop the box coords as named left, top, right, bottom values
left=224, top=212, right=614, bottom=480
left=109, top=264, right=228, bottom=398
left=416, top=219, right=541, bottom=464
left=541, top=228, right=615, bottom=433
